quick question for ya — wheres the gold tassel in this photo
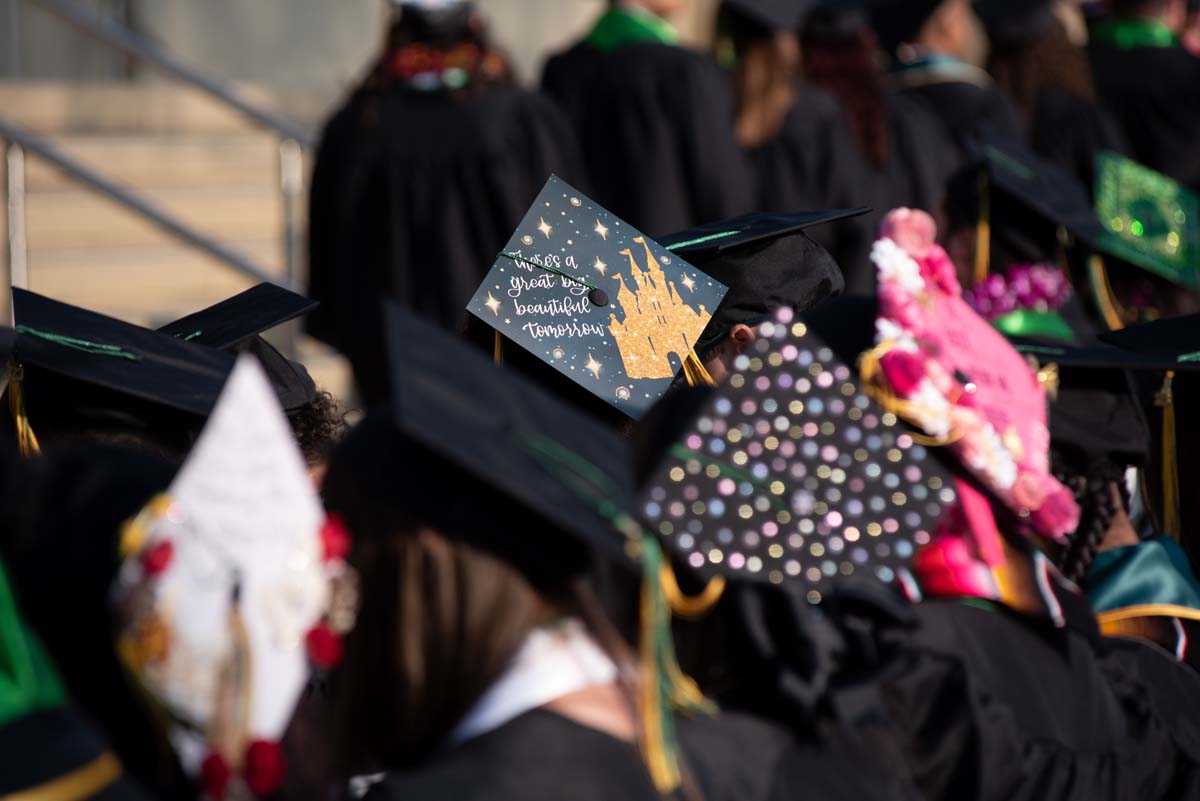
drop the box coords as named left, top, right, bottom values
left=974, top=172, right=991, bottom=285
left=1088, top=254, right=1127, bottom=331
left=1157, top=371, right=1181, bottom=541
left=637, top=570, right=679, bottom=794
left=681, top=349, right=716, bottom=388
left=6, top=365, right=41, bottom=457
left=493, top=331, right=503, bottom=367
left=658, top=562, right=725, bottom=620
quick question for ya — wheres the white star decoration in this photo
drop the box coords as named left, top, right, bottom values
left=585, top=353, right=602, bottom=379
left=593, top=256, right=607, bottom=276
left=484, top=292, right=502, bottom=316
left=680, top=274, right=696, bottom=292
left=594, top=219, right=609, bottom=240
left=538, top=217, right=553, bottom=238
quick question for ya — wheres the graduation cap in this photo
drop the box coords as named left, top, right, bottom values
left=720, top=0, right=814, bottom=32
left=328, top=303, right=717, bottom=793
left=157, top=283, right=319, bottom=412
left=9, top=289, right=236, bottom=455
left=638, top=304, right=959, bottom=604
left=1093, top=151, right=1200, bottom=292
left=112, top=357, right=343, bottom=800
left=466, top=175, right=728, bottom=419
left=659, top=210, right=866, bottom=351
left=863, top=0, right=947, bottom=53
left=974, top=0, right=1057, bottom=48
left=1093, top=315, right=1200, bottom=540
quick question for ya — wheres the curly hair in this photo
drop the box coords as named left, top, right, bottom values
left=287, top=390, right=351, bottom=466
left=1051, top=450, right=1128, bottom=585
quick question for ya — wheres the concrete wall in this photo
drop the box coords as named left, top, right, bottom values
left=4, top=0, right=719, bottom=109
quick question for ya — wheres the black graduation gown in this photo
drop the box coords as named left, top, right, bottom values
left=306, top=84, right=587, bottom=405
left=751, top=87, right=958, bottom=293
left=0, top=708, right=157, bottom=801
left=891, top=74, right=1023, bottom=166
left=1100, top=636, right=1200, bottom=798
left=830, top=593, right=1171, bottom=801
left=542, top=42, right=754, bottom=238
left=1026, top=88, right=1130, bottom=195
left=1089, top=43, right=1200, bottom=191
left=363, top=707, right=912, bottom=801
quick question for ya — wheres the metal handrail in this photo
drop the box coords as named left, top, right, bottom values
left=0, top=116, right=298, bottom=292
left=28, top=0, right=314, bottom=148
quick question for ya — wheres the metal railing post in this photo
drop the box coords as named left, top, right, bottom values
left=4, top=142, right=29, bottom=324
left=279, top=137, right=305, bottom=359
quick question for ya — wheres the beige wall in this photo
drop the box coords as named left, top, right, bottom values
left=5, top=0, right=720, bottom=107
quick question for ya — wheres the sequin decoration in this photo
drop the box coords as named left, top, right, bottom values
left=640, top=306, right=957, bottom=601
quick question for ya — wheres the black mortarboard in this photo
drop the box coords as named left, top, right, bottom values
left=974, top=0, right=1057, bottom=48
left=466, top=176, right=728, bottom=420
left=387, top=301, right=637, bottom=571
left=156, top=283, right=318, bottom=412
left=1009, top=338, right=1154, bottom=467
left=659, top=210, right=866, bottom=348
left=638, top=305, right=958, bottom=604
left=9, top=289, right=235, bottom=448
left=866, top=0, right=947, bottom=53
left=946, top=135, right=1105, bottom=269
left=720, top=0, right=813, bottom=32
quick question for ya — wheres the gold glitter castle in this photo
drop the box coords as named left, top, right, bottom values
left=608, top=237, right=711, bottom=380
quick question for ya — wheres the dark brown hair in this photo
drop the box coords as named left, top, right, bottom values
left=716, top=9, right=800, bottom=149
left=801, top=23, right=891, bottom=166
left=987, top=19, right=1096, bottom=123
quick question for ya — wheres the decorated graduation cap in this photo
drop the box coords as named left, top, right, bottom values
left=333, top=303, right=724, bottom=793
left=638, top=303, right=958, bottom=603
left=157, top=283, right=319, bottom=412
left=660, top=209, right=864, bottom=352
left=1093, top=151, right=1200, bottom=292
left=467, top=175, right=728, bottom=419
left=8, top=289, right=235, bottom=456
left=112, top=357, right=353, bottom=800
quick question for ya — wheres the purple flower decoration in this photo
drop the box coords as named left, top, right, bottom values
left=964, top=263, right=1072, bottom=322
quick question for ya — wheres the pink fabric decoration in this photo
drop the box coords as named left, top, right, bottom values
left=872, top=208, right=1079, bottom=543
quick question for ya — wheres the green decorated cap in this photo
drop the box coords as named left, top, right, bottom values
left=1094, top=151, right=1200, bottom=290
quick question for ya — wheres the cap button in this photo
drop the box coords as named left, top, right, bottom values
left=588, top=288, right=610, bottom=308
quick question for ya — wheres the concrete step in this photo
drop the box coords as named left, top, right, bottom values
left=27, top=238, right=284, bottom=322
left=24, top=183, right=285, bottom=249
left=24, top=132, right=302, bottom=191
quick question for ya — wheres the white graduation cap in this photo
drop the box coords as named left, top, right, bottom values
left=114, top=356, right=345, bottom=797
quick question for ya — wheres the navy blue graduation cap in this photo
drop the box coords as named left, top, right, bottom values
left=466, top=175, right=728, bottom=420
left=720, top=0, right=814, bottom=32
left=8, top=289, right=235, bottom=454
left=157, top=283, right=318, bottom=411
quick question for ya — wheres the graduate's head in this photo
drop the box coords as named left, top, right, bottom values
left=715, top=1, right=803, bottom=147
left=871, top=0, right=984, bottom=62
left=658, top=211, right=855, bottom=384
left=324, top=308, right=640, bottom=773
left=0, top=443, right=185, bottom=800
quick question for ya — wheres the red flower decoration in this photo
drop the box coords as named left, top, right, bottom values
left=141, top=540, right=174, bottom=576
left=244, top=740, right=286, bottom=798
left=200, top=750, right=232, bottom=800
left=879, top=349, right=926, bottom=397
left=305, top=622, right=343, bottom=670
left=319, top=515, right=351, bottom=564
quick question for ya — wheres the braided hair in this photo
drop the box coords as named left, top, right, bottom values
left=1051, top=449, right=1129, bottom=585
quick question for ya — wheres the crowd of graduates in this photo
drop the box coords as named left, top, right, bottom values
left=6, top=0, right=1200, bottom=800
